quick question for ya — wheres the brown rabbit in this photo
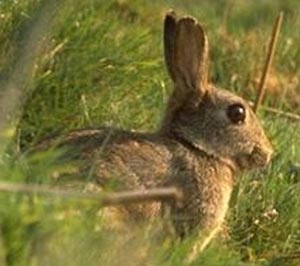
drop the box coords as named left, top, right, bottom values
left=34, top=11, right=273, bottom=260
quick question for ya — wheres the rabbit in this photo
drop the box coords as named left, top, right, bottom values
left=33, top=11, right=273, bottom=260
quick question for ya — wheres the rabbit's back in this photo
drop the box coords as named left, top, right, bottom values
left=47, top=128, right=172, bottom=190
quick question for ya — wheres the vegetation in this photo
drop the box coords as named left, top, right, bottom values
left=0, top=0, right=300, bottom=265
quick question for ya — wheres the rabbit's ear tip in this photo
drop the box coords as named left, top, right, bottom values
left=166, top=9, right=176, bottom=16
left=164, top=11, right=205, bottom=31
left=178, top=16, right=205, bottom=32
left=165, top=10, right=177, bottom=21
left=180, top=16, right=198, bottom=23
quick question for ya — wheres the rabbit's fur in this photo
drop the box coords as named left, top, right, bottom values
left=34, top=11, right=273, bottom=256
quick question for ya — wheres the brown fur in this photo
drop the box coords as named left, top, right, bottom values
left=33, top=11, right=273, bottom=259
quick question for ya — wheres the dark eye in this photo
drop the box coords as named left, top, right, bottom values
left=227, top=103, right=246, bottom=124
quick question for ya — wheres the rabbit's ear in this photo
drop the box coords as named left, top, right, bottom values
left=174, top=17, right=210, bottom=96
left=164, top=10, right=178, bottom=82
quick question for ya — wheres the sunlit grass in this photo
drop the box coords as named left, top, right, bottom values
left=0, top=0, right=300, bottom=265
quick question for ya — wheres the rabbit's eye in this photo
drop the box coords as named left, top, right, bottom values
left=227, top=103, right=246, bottom=124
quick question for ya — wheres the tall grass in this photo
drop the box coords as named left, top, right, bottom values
left=0, top=0, right=300, bottom=265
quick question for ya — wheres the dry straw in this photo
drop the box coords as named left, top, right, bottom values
left=252, top=12, right=300, bottom=122
left=253, top=12, right=284, bottom=112
left=0, top=181, right=182, bottom=206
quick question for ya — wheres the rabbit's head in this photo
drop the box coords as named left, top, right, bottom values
left=161, top=11, right=273, bottom=170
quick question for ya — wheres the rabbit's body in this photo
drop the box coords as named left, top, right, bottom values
left=33, top=11, right=273, bottom=259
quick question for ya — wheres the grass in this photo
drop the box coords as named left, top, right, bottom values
left=0, top=0, right=300, bottom=265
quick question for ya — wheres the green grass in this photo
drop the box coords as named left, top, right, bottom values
left=0, top=0, right=300, bottom=265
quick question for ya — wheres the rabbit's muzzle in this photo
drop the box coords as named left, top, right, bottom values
left=236, top=144, right=273, bottom=170
left=251, top=145, right=273, bottom=166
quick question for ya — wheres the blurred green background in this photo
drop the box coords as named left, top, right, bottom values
left=0, top=0, right=300, bottom=265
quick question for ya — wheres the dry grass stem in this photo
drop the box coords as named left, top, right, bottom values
left=0, top=181, right=182, bottom=206
left=261, top=105, right=300, bottom=121
left=249, top=101, right=300, bottom=121
left=254, top=12, right=284, bottom=112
